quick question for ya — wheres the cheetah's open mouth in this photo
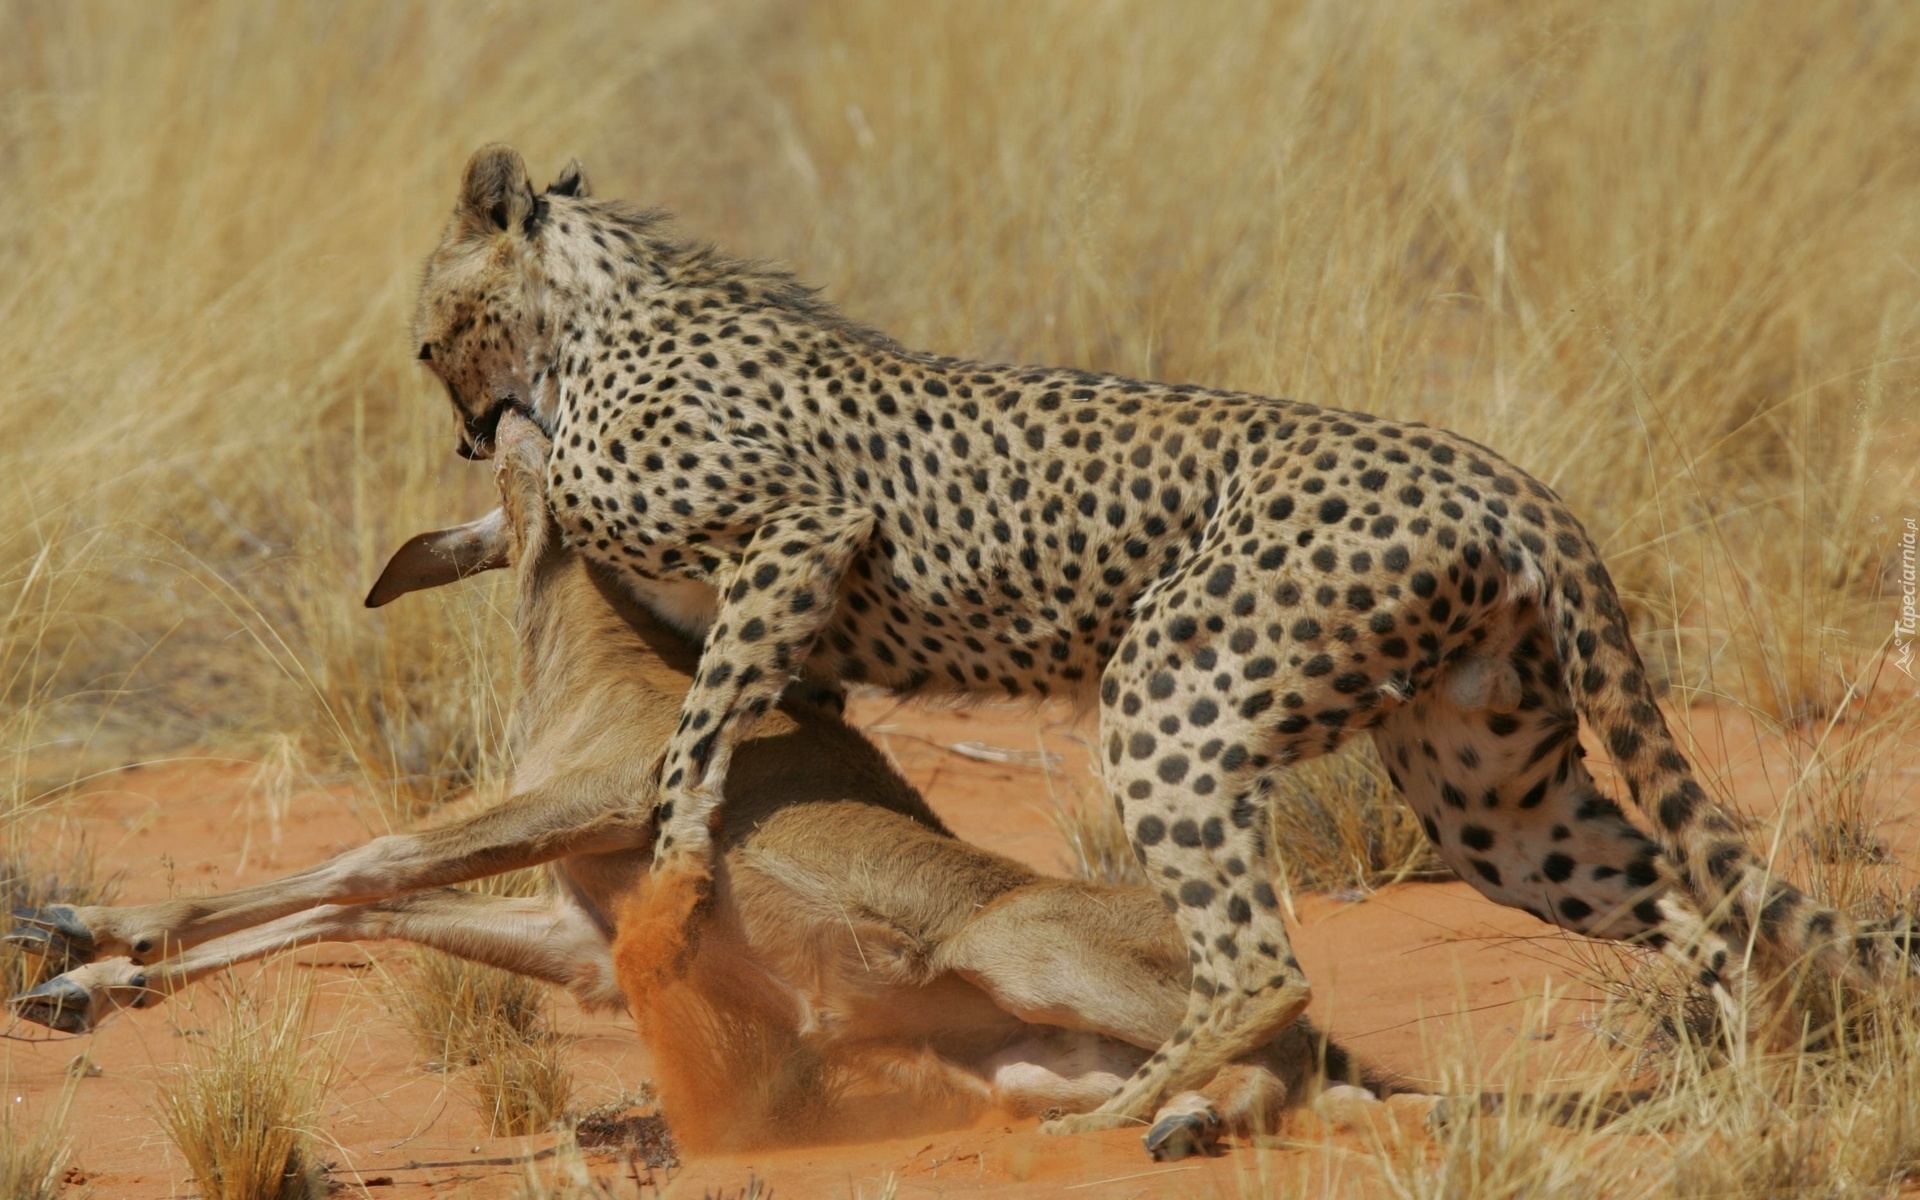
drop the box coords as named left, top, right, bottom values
left=457, top=398, right=547, bottom=460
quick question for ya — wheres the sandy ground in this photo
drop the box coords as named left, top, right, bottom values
left=5, top=698, right=1915, bottom=1198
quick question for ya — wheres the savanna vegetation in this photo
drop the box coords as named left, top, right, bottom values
left=3, top=1, right=1916, bottom=1195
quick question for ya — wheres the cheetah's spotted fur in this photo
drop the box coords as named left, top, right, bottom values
left=412, top=146, right=1914, bottom=1130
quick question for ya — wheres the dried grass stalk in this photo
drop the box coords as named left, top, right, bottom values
left=154, top=980, right=330, bottom=1200
left=390, top=870, right=575, bottom=1136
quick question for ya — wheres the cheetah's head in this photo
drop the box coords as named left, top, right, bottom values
left=415, top=144, right=589, bottom=459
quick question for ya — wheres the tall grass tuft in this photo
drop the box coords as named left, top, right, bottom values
left=1362, top=1057, right=1920, bottom=1200
left=389, top=869, right=575, bottom=1136
left=154, top=980, right=331, bottom=1200
left=1052, top=741, right=1444, bottom=893
left=1046, top=788, right=1144, bottom=889
left=1265, top=747, right=1448, bottom=893
left=0, top=1080, right=72, bottom=1200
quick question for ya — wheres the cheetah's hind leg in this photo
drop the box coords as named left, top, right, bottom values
left=1367, top=628, right=1748, bottom=1057
left=1053, top=608, right=1336, bottom=1130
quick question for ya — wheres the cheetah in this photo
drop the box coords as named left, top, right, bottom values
left=411, top=145, right=1913, bottom=1132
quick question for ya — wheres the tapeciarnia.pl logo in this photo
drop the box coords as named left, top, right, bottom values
left=1897, top=517, right=1917, bottom=680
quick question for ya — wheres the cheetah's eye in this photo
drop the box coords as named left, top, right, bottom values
left=417, top=343, right=434, bottom=362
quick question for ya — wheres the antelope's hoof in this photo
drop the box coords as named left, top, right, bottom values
left=1144, top=1112, right=1218, bottom=1161
left=8, top=976, right=97, bottom=1034
left=7, top=906, right=97, bottom=969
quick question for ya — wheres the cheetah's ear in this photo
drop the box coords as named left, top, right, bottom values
left=365, top=509, right=511, bottom=607
left=458, top=144, right=537, bottom=235
left=546, top=158, right=591, bottom=199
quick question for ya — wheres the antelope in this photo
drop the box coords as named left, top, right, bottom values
left=7, top=410, right=1396, bottom=1159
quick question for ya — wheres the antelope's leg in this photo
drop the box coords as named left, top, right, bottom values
left=941, top=882, right=1361, bottom=1157
left=8, top=763, right=653, bottom=968
left=935, top=884, right=1188, bottom=1050
left=10, top=887, right=619, bottom=1033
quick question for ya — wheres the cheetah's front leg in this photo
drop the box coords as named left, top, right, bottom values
left=651, top=502, right=874, bottom=869
left=620, top=504, right=872, bottom=989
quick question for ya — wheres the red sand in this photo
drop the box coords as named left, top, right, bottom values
left=6, top=699, right=1914, bottom=1197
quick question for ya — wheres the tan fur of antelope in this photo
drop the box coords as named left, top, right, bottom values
left=7, top=411, right=1398, bottom=1158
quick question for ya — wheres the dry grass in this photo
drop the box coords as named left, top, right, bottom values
left=397, top=945, right=575, bottom=1136
left=3, top=0, right=1911, bottom=787
left=3, top=1, right=1918, bottom=1194
left=0, top=1077, right=71, bottom=1200
left=388, top=869, right=575, bottom=1136
left=1782, top=667, right=1917, bottom=921
left=154, top=979, right=331, bottom=1200
left=516, top=1142, right=759, bottom=1200
left=1046, top=785, right=1145, bottom=889
left=1348, top=985, right=1920, bottom=1200
left=1053, top=741, right=1446, bottom=893
left=1265, top=748, right=1449, bottom=894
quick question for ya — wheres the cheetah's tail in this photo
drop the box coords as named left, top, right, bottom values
left=1520, top=530, right=1905, bottom=984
